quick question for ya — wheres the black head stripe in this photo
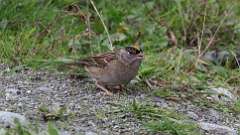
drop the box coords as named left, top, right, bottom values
left=125, top=47, right=141, bottom=55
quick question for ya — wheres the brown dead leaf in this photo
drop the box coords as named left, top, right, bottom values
left=167, top=30, right=177, bottom=46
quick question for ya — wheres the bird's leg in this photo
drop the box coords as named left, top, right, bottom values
left=113, top=84, right=124, bottom=95
left=114, top=84, right=124, bottom=90
left=118, top=84, right=124, bottom=91
left=95, top=82, right=113, bottom=96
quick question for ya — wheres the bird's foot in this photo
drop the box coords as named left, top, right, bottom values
left=113, top=84, right=124, bottom=91
left=96, top=82, right=113, bottom=96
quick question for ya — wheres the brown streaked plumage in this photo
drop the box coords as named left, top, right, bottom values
left=73, top=46, right=144, bottom=95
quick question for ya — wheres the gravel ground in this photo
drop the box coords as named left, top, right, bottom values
left=0, top=64, right=239, bottom=135
left=0, top=64, right=146, bottom=134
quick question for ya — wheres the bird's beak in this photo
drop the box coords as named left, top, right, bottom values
left=137, top=53, right=144, bottom=59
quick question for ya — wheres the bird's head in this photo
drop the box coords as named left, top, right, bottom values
left=117, top=44, right=144, bottom=66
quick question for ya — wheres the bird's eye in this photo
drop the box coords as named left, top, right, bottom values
left=125, top=46, right=141, bottom=55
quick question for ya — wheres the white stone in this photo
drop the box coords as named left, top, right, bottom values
left=60, top=130, right=71, bottom=135
left=0, top=128, right=6, bottom=135
left=0, top=111, right=28, bottom=128
left=5, top=88, right=20, bottom=101
left=186, top=111, right=199, bottom=120
left=198, top=122, right=237, bottom=135
left=37, top=86, right=52, bottom=92
left=208, top=87, right=237, bottom=102
left=85, top=131, right=98, bottom=135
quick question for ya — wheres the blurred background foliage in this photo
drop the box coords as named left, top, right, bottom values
left=0, top=0, right=240, bottom=88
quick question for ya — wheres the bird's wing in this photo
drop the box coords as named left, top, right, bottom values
left=77, top=52, right=117, bottom=67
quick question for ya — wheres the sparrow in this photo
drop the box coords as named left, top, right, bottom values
left=70, top=45, right=144, bottom=95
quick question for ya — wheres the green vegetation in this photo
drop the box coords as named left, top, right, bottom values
left=233, top=99, right=240, bottom=113
left=4, top=119, right=59, bottom=135
left=38, top=104, right=70, bottom=121
left=1, top=0, right=240, bottom=134
left=128, top=100, right=200, bottom=135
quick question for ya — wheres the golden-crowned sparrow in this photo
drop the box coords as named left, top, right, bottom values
left=72, top=45, right=143, bottom=95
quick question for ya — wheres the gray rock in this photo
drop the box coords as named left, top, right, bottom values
left=153, top=97, right=169, bottom=108
left=0, top=128, right=6, bottom=135
left=85, top=131, right=98, bottom=135
left=60, top=130, right=71, bottom=135
left=0, top=111, right=28, bottom=128
left=198, top=122, right=238, bottom=135
left=186, top=111, right=199, bottom=120
left=202, top=50, right=240, bottom=68
left=5, top=88, right=20, bottom=101
left=202, top=51, right=219, bottom=63
left=202, top=51, right=230, bottom=64
left=37, top=86, right=52, bottom=92
left=208, top=87, right=237, bottom=103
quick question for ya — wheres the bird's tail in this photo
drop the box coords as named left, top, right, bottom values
left=56, top=58, right=88, bottom=67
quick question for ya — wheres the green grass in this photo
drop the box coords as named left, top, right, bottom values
left=1, top=0, right=240, bottom=134
left=128, top=100, right=200, bottom=135
left=4, top=120, right=60, bottom=135
left=233, top=100, right=240, bottom=113
left=38, top=104, right=70, bottom=121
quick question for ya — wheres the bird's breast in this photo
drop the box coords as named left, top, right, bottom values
left=89, top=60, right=140, bottom=86
left=108, top=62, right=139, bottom=84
